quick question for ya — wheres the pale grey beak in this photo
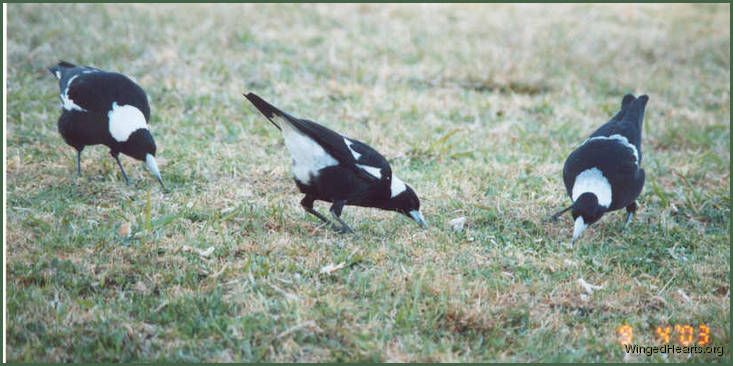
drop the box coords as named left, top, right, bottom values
left=409, top=210, right=428, bottom=228
left=572, top=216, right=587, bottom=244
left=145, top=154, right=164, bottom=188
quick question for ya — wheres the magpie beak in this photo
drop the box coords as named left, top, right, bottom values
left=572, top=216, right=587, bottom=243
left=145, top=154, right=164, bottom=188
left=409, top=210, right=428, bottom=228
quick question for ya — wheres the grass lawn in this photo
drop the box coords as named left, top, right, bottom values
left=5, top=3, right=730, bottom=362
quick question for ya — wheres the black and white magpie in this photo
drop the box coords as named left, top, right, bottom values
left=243, top=93, right=427, bottom=233
left=549, top=93, right=649, bottom=242
left=48, top=61, right=163, bottom=187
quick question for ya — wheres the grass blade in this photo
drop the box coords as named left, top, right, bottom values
left=145, top=189, right=151, bottom=231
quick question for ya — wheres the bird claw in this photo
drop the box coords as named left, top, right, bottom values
left=623, top=213, right=633, bottom=231
left=332, top=223, right=355, bottom=234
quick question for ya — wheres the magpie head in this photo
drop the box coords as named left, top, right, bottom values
left=121, top=129, right=164, bottom=188
left=388, top=184, right=428, bottom=228
left=570, top=192, right=606, bottom=243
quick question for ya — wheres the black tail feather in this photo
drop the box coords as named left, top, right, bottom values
left=48, top=60, right=77, bottom=78
left=636, top=94, right=649, bottom=106
left=243, top=92, right=285, bottom=131
left=57, top=60, right=77, bottom=68
left=623, top=94, right=649, bottom=129
left=621, top=93, right=636, bottom=109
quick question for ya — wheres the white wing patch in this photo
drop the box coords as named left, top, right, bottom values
left=586, top=134, right=639, bottom=164
left=356, top=164, right=382, bottom=179
left=108, top=102, right=148, bottom=142
left=60, top=75, right=87, bottom=112
left=275, top=115, right=338, bottom=185
left=343, top=137, right=362, bottom=160
left=390, top=174, right=407, bottom=198
left=572, top=167, right=612, bottom=208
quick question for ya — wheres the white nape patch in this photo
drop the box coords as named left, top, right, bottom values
left=572, top=167, right=612, bottom=208
left=572, top=216, right=588, bottom=242
left=107, top=102, right=148, bottom=142
left=60, top=75, right=87, bottom=112
left=343, top=137, right=362, bottom=160
left=356, top=164, right=381, bottom=179
left=586, top=134, right=639, bottom=164
left=276, top=115, right=338, bottom=185
left=390, top=174, right=407, bottom=198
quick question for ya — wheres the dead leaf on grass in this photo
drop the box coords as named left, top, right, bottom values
left=181, top=245, right=216, bottom=258
left=133, top=281, right=150, bottom=295
left=320, top=262, right=345, bottom=274
left=277, top=320, right=322, bottom=339
left=578, top=278, right=603, bottom=295
left=119, top=222, right=132, bottom=236
left=448, top=216, right=467, bottom=231
left=677, top=288, right=691, bottom=302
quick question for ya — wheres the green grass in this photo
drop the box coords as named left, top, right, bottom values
left=6, top=3, right=730, bottom=362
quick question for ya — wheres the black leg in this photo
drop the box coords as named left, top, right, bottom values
left=623, top=201, right=638, bottom=230
left=547, top=205, right=571, bottom=223
left=300, top=196, right=332, bottom=226
left=112, top=153, right=130, bottom=185
left=75, top=150, right=82, bottom=177
left=329, top=200, right=354, bottom=233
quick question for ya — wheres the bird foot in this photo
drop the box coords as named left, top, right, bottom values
left=622, top=213, right=633, bottom=231
left=333, top=224, right=355, bottom=234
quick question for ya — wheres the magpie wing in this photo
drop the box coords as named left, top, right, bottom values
left=65, top=72, right=150, bottom=120
left=289, top=118, right=392, bottom=183
left=338, top=134, right=392, bottom=182
left=245, top=93, right=392, bottom=182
